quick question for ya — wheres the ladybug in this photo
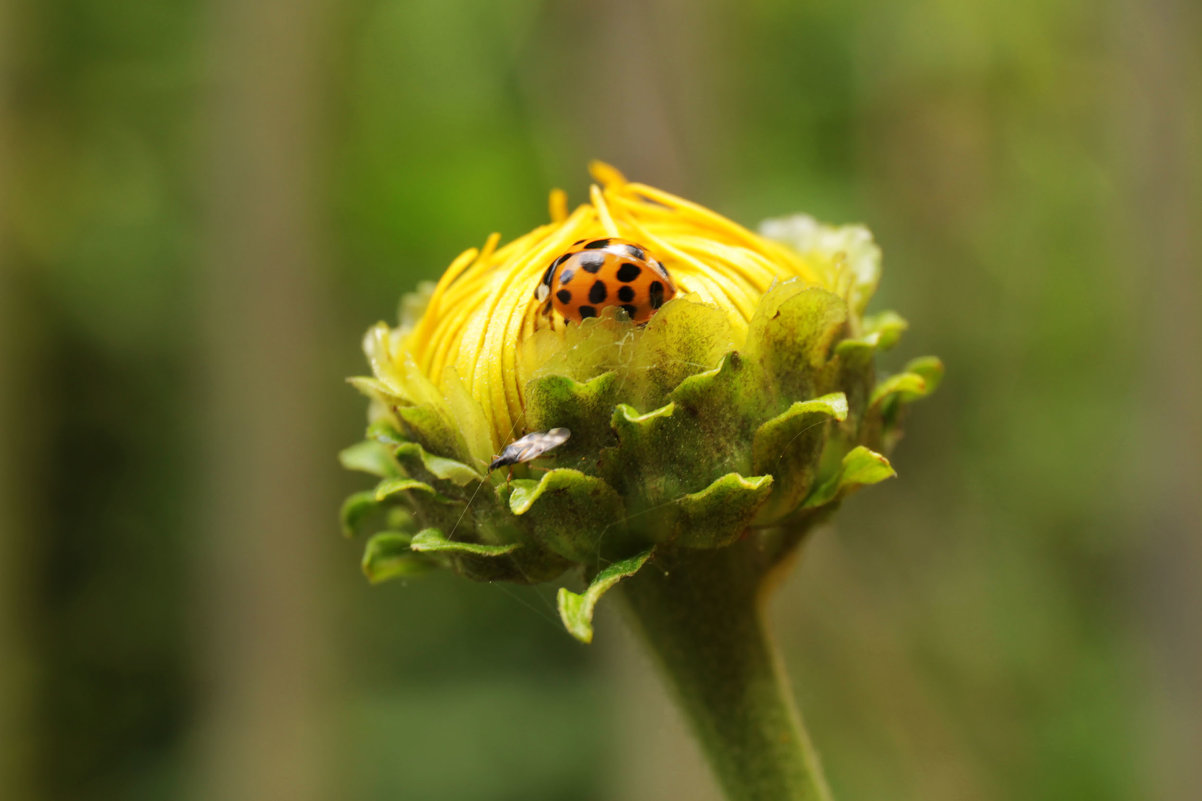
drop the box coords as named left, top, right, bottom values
left=534, top=237, right=678, bottom=323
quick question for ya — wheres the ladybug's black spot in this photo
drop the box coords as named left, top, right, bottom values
left=559, top=267, right=577, bottom=285
left=588, top=280, right=608, bottom=303
left=620, top=243, right=646, bottom=260
left=651, top=260, right=671, bottom=280
left=616, top=262, right=642, bottom=282
left=578, top=253, right=606, bottom=273
left=578, top=305, right=597, bottom=319
left=620, top=304, right=638, bottom=318
left=583, top=238, right=611, bottom=249
left=617, top=285, right=635, bottom=302
left=540, top=262, right=558, bottom=286
left=572, top=239, right=586, bottom=246
left=649, top=281, right=665, bottom=309
left=556, top=289, right=572, bottom=304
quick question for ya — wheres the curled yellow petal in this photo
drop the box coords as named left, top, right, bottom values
left=365, top=164, right=872, bottom=454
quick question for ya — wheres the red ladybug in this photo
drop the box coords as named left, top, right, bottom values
left=534, top=237, right=678, bottom=323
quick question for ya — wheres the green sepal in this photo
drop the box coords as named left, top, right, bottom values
left=607, top=402, right=688, bottom=501
left=373, top=476, right=469, bottom=535
left=410, top=528, right=520, bottom=557
left=871, top=356, right=944, bottom=409
left=606, top=399, right=750, bottom=507
left=830, top=330, right=876, bottom=413
left=610, top=400, right=676, bottom=436
left=668, top=352, right=757, bottom=477
left=508, top=469, right=625, bottom=563
left=904, top=355, right=944, bottom=394
left=366, top=419, right=406, bottom=445
left=557, top=547, right=655, bottom=643
left=361, top=531, right=436, bottom=584
left=347, top=376, right=403, bottom=406
left=524, top=371, right=620, bottom=468
left=745, top=283, right=848, bottom=409
left=394, top=403, right=474, bottom=467
left=610, top=399, right=677, bottom=454
left=752, top=393, right=848, bottom=522
left=339, top=440, right=400, bottom=478
left=374, top=477, right=445, bottom=502
left=870, top=357, right=944, bottom=450
left=803, top=446, right=895, bottom=508
left=520, top=309, right=631, bottom=385
left=340, top=490, right=380, bottom=538
left=394, top=441, right=485, bottom=500
left=870, top=372, right=926, bottom=407
left=624, top=299, right=735, bottom=408
left=833, top=335, right=878, bottom=361
left=407, top=527, right=561, bottom=584
left=434, top=531, right=570, bottom=585
left=860, top=310, right=908, bottom=350
left=674, top=473, right=775, bottom=548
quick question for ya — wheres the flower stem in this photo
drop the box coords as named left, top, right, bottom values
left=618, top=539, right=834, bottom=801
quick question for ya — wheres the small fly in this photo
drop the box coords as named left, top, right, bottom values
left=488, top=427, right=571, bottom=482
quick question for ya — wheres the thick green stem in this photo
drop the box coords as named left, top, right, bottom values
left=618, top=540, right=833, bottom=801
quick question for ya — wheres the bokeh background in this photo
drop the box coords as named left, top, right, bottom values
left=1, top=0, right=1199, bottom=799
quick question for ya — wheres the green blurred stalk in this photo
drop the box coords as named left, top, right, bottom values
left=196, top=0, right=335, bottom=797
left=0, top=0, right=37, bottom=795
left=619, top=541, right=833, bottom=801
left=1118, top=0, right=1202, bottom=795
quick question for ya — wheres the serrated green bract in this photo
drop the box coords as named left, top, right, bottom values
left=670, top=353, right=758, bottom=461
left=362, top=531, right=435, bottom=584
left=674, top=473, right=775, bottom=548
left=339, top=440, right=399, bottom=478
left=393, top=441, right=485, bottom=499
left=803, top=446, right=896, bottom=509
left=524, top=371, right=621, bottom=468
left=508, top=469, right=625, bottom=563
left=373, top=477, right=442, bottom=502
left=870, top=372, right=928, bottom=407
left=752, top=394, right=848, bottom=523
left=406, top=527, right=566, bottom=584
left=409, top=528, right=520, bottom=557
left=864, top=356, right=945, bottom=450
left=624, top=300, right=735, bottom=407
left=340, top=491, right=380, bottom=538
left=557, top=548, right=655, bottom=643
left=745, top=284, right=847, bottom=408
left=860, top=310, right=908, bottom=350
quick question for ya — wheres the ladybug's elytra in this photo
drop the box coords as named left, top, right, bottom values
left=534, top=237, right=678, bottom=323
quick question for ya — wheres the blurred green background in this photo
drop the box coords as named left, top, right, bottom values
left=1, top=0, right=1199, bottom=799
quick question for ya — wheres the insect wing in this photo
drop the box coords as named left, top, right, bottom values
left=487, top=427, right=571, bottom=471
